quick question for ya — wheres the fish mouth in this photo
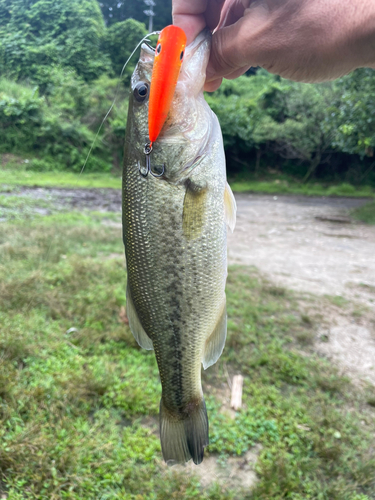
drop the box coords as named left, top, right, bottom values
left=186, top=29, right=211, bottom=54
left=140, top=42, right=155, bottom=56
left=181, top=29, right=211, bottom=72
left=138, top=29, right=212, bottom=182
left=141, top=28, right=210, bottom=56
left=140, top=29, right=211, bottom=73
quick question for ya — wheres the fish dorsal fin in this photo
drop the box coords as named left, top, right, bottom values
left=202, top=301, right=227, bottom=370
left=126, top=284, right=154, bottom=350
left=224, top=182, right=236, bottom=232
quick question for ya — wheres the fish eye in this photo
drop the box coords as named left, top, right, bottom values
left=133, top=81, right=149, bottom=103
left=156, top=43, right=162, bottom=55
left=180, top=50, right=184, bottom=61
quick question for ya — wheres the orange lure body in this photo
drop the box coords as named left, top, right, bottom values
left=148, top=25, right=187, bottom=145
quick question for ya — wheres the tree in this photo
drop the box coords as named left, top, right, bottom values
left=104, top=18, right=147, bottom=78
left=206, top=71, right=338, bottom=181
left=99, top=0, right=172, bottom=31
left=331, top=69, right=375, bottom=158
left=0, top=0, right=111, bottom=82
left=255, top=81, right=337, bottom=182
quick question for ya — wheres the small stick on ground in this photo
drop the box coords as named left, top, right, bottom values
left=230, top=375, right=243, bottom=411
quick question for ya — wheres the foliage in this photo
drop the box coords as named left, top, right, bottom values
left=0, top=0, right=111, bottom=82
left=104, top=18, right=147, bottom=78
left=206, top=71, right=374, bottom=183
left=0, top=79, right=44, bottom=153
left=206, top=69, right=375, bottom=185
left=331, top=69, right=375, bottom=158
left=0, top=208, right=374, bottom=498
left=0, top=72, right=129, bottom=171
left=99, top=0, right=172, bottom=31
left=351, top=200, right=375, bottom=224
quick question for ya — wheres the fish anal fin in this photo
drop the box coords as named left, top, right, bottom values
left=202, top=301, right=227, bottom=370
left=182, top=179, right=207, bottom=240
left=224, top=182, right=236, bottom=232
left=126, top=284, right=153, bottom=350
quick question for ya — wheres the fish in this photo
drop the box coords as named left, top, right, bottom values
left=122, top=28, right=236, bottom=466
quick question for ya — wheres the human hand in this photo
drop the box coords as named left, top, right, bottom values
left=173, top=0, right=375, bottom=91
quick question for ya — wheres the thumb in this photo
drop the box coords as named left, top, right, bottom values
left=206, top=5, right=271, bottom=81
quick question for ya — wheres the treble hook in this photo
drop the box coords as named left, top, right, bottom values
left=139, top=142, right=165, bottom=178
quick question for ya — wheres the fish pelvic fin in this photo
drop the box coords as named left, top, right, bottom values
left=224, top=182, right=236, bottom=233
left=160, top=397, right=209, bottom=465
left=126, top=283, right=154, bottom=350
left=202, top=300, right=227, bottom=370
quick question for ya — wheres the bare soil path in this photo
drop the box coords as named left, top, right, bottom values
left=227, top=193, right=375, bottom=385
left=228, top=194, right=375, bottom=305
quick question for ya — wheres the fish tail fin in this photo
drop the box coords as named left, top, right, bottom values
left=160, top=396, right=209, bottom=465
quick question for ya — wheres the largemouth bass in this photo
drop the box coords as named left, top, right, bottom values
left=122, top=30, right=236, bottom=465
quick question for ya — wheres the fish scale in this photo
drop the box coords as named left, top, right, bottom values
left=122, top=31, right=236, bottom=465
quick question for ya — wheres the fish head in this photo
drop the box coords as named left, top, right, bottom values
left=127, top=31, right=213, bottom=182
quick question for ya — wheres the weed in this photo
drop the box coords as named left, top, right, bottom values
left=0, top=214, right=374, bottom=499
left=325, top=294, right=350, bottom=308
left=351, top=200, right=375, bottom=224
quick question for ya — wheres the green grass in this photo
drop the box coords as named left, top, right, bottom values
left=1, top=154, right=375, bottom=197
left=230, top=179, right=375, bottom=197
left=2, top=170, right=373, bottom=197
left=351, top=200, right=375, bottom=224
left=0, top=212, right=374, bottom=499
left=0, top=193, right=57, bottom=220
left=0, top=169, right=122, bottom=189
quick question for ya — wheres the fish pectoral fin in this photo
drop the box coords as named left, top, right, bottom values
left=202, top=301, right=227, bottom=370
left=126, top=284, right=153, bottom=350
left=182, top=179, right=208, bottom=240
left=224, top=182, right=237, bottom=233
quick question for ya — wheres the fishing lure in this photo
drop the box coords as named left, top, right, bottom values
left=149, top=25, right=187, bottom=145
left=142, top=25, right=187, bottom=176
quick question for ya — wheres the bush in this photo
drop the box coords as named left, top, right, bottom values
left=0, top=79, right=44, bottom=153
left=0, top=74, right=128, bottom=172
left=0, top=0, right=111, bottom=82
left=104, top=19, right=147, bottom=79
left=206, top=70, right=375, bottom=184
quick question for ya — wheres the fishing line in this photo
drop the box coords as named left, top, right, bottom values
left=80, top=31, right=160, bottom=175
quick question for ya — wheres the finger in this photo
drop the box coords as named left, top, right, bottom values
left=173, top=0, right=226, bottom=44
left=173, top=13, right=207, bottom=44
left=206, top=6, right=271, bottom=80
left=222, top=65, right=251, bottom=80
left=205, top=0, right=227, bottom=31
left=204, top=77, right=223, bottom=92
left=203, top=66, right=249, bottom=92
left=216, top=0, right=246, bottom=31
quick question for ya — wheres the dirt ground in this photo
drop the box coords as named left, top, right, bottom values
left=2, top=186, right=375, bottom=385
left=228, top=194, right=375, bottom=303
left=227, top=193, right=375, bottom=386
